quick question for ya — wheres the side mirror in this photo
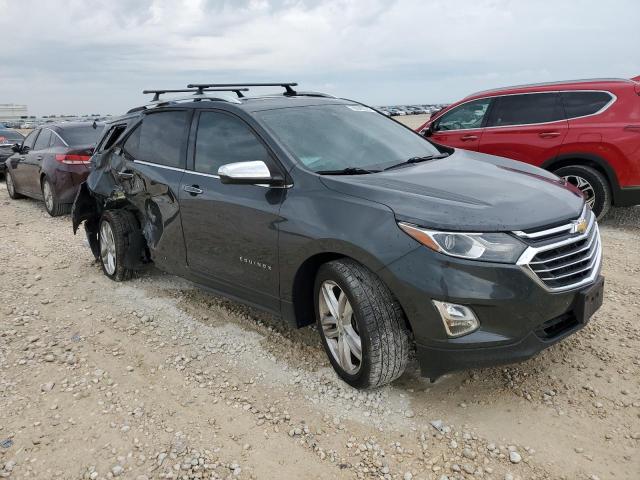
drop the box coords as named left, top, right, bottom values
left=11, top=143, right=22, bottom=153
left=218, top=160, right=283, bottom=186
left=421, top=123, right=435, bottom=137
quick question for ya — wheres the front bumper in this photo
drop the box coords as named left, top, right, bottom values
left=378, top=244, right=604, bottom=379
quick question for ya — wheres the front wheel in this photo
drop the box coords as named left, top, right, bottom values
left=554, top=165, right=611, bottom=219
left=315, top=259, right=409, bottom=389
left=6, top=171, right=23, bottom=199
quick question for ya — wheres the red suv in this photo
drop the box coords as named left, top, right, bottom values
left=416, top=77, right=640, bottom=218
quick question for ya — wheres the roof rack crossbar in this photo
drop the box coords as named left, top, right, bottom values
left=187, top=83, right=299, bottom=96
left=143, top=88, right=249, bottom=101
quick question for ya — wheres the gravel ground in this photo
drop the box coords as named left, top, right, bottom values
left=0, top=179, right=639, bottom=480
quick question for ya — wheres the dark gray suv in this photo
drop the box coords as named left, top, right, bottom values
left=72, top=83, right=604, bottom=389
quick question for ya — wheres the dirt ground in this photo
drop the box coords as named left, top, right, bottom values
left=0, top=175, right=639, bottom=480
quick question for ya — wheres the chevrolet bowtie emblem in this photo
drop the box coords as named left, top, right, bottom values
left=571, top=218, right=588, bottom=234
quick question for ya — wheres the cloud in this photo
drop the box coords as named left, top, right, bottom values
left=0, top=0, right=637, bottom=114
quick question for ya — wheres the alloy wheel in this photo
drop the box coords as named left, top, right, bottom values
left=100, top=221, right=117, bottom=275
left=43, top=180, right=54, bottom=212
left=318, top=280, right=362, bottom=374
left=563, top=174, right=596, bottom=209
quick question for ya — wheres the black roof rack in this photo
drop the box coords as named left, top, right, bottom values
left=142, top=88, right=249, bottom=101
left=187, top=82, right=299, bottom=96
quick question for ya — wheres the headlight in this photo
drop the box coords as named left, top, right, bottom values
left=398, top=222, right=526, bottom=263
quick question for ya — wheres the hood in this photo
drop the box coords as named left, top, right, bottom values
left=320, top=149, right=585, bottom=232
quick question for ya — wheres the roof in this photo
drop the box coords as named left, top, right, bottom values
left=465, top=78, right=634, bottom=99
left=41, top=121, right=106, bottom=131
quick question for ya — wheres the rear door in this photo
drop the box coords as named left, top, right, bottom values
left=429, top=98, right=492, bottom=151
left=116, top=109, right=191, bottom=274
left=179, top=109, right=285, bottom=312
left=479, top=92, right=568, bottom=167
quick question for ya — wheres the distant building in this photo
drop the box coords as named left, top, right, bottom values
left=0, top=104, right=29, bottom=123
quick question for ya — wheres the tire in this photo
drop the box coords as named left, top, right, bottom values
left=98, top=210, right=139, bottom=281
left=5, top=171, right=24, bottom=199
left=41, top=177, right=71, bottom=217
left=314, top=259, right=409, bottom=389
left=554, top=165, right=611, bottom=219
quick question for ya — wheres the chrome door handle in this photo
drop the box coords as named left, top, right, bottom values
left=183, top=184, right=203, bottom=195
left=460, top=134, right=478, bottom=141
left=539, top=132, right=561, bottom=138
left=36, top=156, right=43, bottom=160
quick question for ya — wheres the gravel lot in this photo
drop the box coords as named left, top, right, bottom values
left=0, top=167, right=639, bottom=479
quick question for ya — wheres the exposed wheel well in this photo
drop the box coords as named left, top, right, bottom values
left=290, top=253, right=412, bottom=333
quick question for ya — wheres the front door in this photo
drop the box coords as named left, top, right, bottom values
left=24, top=128, right=53, bottom=195
left=479, top=92, right=568, bottom=167
left=429, top=97, right=492, bottom=151
left=9, top=129, right=40, bottom=193
left=179, top=110, right=285, bottom=312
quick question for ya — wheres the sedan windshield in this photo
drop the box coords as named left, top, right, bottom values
left=256, top=104, right=440, bottom=172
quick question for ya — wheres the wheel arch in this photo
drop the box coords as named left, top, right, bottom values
left=541, top=153, right=621, bottom=204
left=288, top=245, right=412, bottom=333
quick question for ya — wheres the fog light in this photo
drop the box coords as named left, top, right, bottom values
left=432, top=301, right=480, bottom=337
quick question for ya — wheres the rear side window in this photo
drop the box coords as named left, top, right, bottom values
left=59, top=125, right=103, bottom=146
left=487, top=93, right=563, bottom=127
left=123, top=111, right=189, bottom=168
left=561, top=91, right=613, bottom=119
left=434, top=98, right=491, bottom=131
left=98, top=124, right=127, bottom=152
left=194, top=111, right=270, bottom=175
left=33, top=129, right=52, bottom=150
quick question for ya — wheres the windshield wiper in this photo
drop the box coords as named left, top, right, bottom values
left=383, top=153, right=450, bottom=171
left=316, top=167, right=381, bottom=175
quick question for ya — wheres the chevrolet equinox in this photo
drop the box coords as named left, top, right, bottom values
left=72, top=83, right=604, bottom=389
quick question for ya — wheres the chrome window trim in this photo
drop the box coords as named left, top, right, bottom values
left=48, top=129, right=69, bottom=147
left=133, top=159, right=292, bottom=188
left=432, top=90, right=617, bottom=133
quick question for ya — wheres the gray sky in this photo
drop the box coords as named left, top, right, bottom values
left=1, top=0, right=638, bottom=116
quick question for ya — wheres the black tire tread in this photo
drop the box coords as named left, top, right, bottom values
left=555, top=165, right=611, bottom=219
left=100, top=210, right=139, bottom=282
left=41, top=178, right=71, bottom=217
left=5, top=171, right=24, bottom=199
left=318, top=259, right=409, bottom=388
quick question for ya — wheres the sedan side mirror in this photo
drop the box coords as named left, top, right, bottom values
left=11, top=143, right=22, bottom=153
left=218, top=160, right=284, bottom=186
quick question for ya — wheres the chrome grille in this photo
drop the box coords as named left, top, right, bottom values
left=515, top=208, right=602, bottom=292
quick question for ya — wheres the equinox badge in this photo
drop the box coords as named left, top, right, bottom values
left=571, top=217, right=588, bottom=234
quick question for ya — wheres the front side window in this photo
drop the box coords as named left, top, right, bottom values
left=22, top=130, right=39, bottom=150
left=487, top=93, right=563, bottom=127
left=434, top=98, right=491, bottom=131
left=194, top=112, right=270, bottom=175
left=561, top=91, right=613, bottom=119
left=257, top=104, right=440, bottom=172
left=33, top=129, right=52, bottom=150
left=123, top=111, right=189, bottom=168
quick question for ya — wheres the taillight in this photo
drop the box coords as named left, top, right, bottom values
left=55, top=154, right=92, bottom=165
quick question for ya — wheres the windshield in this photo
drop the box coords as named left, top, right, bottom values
left=256, top=104, right=440, bottom=172
left=59, top=125, right=104, bottom=146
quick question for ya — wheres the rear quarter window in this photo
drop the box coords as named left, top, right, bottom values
left=123, top=111, right=189, bottom=168
left=561, top=91, right=613, bottom=119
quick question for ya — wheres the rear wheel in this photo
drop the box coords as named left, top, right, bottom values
left=6, top=171, right=23, bottom=199
left=41, top=177, right=71, bottom=217
left=315, top=259, right=409, bottom=389
left=99, top=210, right=139, bottom=281
left=554, top=165, right=611, bottom=219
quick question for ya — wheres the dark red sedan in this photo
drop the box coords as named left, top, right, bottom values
left=4, top=122, right=103, bottom=216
